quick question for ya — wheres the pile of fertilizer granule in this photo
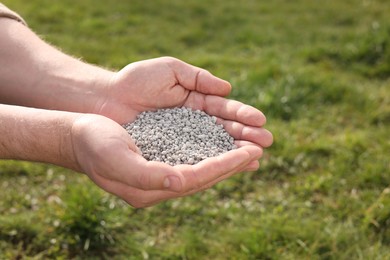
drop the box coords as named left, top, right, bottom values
left=123, top=107, right=237, bottom=166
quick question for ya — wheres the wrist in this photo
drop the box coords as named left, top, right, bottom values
left=37, top=57, right=116, bottom=114
left=0, top=104, right=81, bottom=171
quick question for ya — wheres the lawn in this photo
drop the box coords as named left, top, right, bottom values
left=1, top=0, right=389, bottom=259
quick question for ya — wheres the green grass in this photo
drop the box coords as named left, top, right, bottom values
left=1, top=0, right=389, bottom=258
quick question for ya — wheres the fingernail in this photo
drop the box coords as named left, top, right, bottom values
left=163, top=176, right=182, bottom=192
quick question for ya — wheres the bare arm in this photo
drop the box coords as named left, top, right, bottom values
left=0, top=9, right=273, bottom=208
left=0, top=18, right=114, bottom=113
left=0, top=104, right=79, bottom=170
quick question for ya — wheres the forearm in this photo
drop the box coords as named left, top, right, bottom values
left=0, top=104, right=80, bottom=171
left=0, top=18, right=115, bottom=113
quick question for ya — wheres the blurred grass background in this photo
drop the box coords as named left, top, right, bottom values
left=1, top=0, right=389, bottom=259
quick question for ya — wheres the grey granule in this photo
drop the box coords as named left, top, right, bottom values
left=123, top=107, right=237, bottom=166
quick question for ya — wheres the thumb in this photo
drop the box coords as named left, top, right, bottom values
left=120, top=155, right=185, bottom=192
left=170, top=58, right=232, bottom=96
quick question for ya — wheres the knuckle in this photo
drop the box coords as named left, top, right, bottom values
left=161, top=56, right=181, bottom=66
left=127, top=197, right=152, bottom=209
left=130, top=201, right=147, bottom=209
left=137, top=172, right=151, bottom=190
left=162, top=56, right=178, bottom=62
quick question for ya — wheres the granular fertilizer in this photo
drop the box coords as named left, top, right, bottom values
left=123, top=107, right=237, bottom=165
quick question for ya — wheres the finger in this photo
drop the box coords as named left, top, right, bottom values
left=243, top=160, right=260, bottom=171
left=136, top=154, right=259, bottom=206
left=175, top=145, right=262, bottom=193
left=169, top=58, right=231, bottom=96
left=102, top=150, right=185, bottom=192
left=92, top=164, right=242, bottom=209
left=168, top=156, right=254, bottom=199
left=234, top=140, right=263, bottom=149
left=138, top=150, right=258, bottom=206
left=129, top=157, right=259, bottom=207
left=87, top=172, right=170, bottom=208
left=178, top=157, right=260, bottom=196
left=220, top=119, right=273, bottom=148
left=91, top=168, right=192, bottom=208
left=95, top=150, right=261, bottom=208
left=184, top=93, right=266, bottom=127
left=90, top=145, right=261, bottom=208
left=88, top=147, right=261, bottom=208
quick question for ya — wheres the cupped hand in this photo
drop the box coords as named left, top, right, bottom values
left=84, top=57, right=273, bottom=207
left=96, top=57, right=231, bottom=124
left=96, top=57, right=273, bottom=148
left=71, top=114, right=265, bottom=208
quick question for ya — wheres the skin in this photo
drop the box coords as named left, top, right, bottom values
left=0, top=17, right=273, bottom=208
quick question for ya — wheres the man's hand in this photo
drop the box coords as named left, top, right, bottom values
left=95, top=57, right=231, bottom=123
left=96, top=57, right=273, bottom=149
left=71, top=114, right=266, bottom=208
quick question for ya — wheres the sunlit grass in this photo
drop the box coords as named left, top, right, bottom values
left=1, top=0, right=389, bottom=258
